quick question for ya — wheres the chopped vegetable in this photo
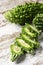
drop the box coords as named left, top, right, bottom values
left=7, top=2, right=42, bottom=62
left=16, top=38, right=33, bottom=52
left=10, top=23, right=40, bottom=61
left=10, top=44, right=23, bottom=61
left=22, top=27, right=36, bottom=37
left=20, top=34, right=40, bottom=49
left=25, top=23, right=40, bottom=34
left=33, top=14, right=43, bottom=32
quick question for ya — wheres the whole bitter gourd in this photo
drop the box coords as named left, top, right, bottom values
left=4, top=3, right=43, bottom=25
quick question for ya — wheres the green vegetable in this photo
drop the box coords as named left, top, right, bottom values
left=25, top=23, right=40, bottom=34
left=22, top=27, right=36, bottom=38
left=10, top=44, right=23, bottom=61
left=16, top=38, right=33, bottom=52
left=4, top=3, right=43, bottom=25
left=10, top=23, right=40, bottom=61
left=20, top=34, right=40, bottom=49
left=33, top=14, right=43, bottom=31
left=4, top=1, right=42, bottom=62
left=21, top=23, right=40, bottom=41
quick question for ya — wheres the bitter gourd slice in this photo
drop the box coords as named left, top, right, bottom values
left=20, top=34, right=40, bottom=49
left=22, top=27, right=36, bottom=38
left=33, top=14, right=43, bottom=31
left=16, top=38, right=33, bottom=53
left=10, top=44, right=23, bottom=61
left=25, top=23, right=40, bottom=34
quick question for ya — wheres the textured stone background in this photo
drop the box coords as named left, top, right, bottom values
left=0, top=0, right=43, bottom=65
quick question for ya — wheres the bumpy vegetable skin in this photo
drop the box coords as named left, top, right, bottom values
left=4, top=3, right=43, bottom=25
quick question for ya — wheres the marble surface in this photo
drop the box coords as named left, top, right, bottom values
left=0, top=0, right=43, bottom=65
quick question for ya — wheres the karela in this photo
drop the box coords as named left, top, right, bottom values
left=20, top=34, right=40, bottom=49
left=21, top=23, right=40, bottom=41
left=10, top=23, right=40, bottom=61
left=22, top=27, right=36, bottom=38
left=10, top=44, right=23, bottom=61
left=4, top=3, right=43, bottom=25
left=33, top=14, right=43, bottom=31
left=16, top=38, right=33, bottom=52
left=25, top=23, right=40, bottom=34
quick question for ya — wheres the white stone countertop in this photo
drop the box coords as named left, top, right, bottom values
left=0, top=0, right=43, bottom=65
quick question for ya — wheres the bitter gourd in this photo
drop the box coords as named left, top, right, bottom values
left=16, top=38, right=33, bottom=52
left=20, top=34, right=40, bottom=49
left=33, top=14, right=43, bottom=31
left=4, top=3, right=43, bottom=25
left=10, top=44, right=23, bottom=61
left=22, top=27, right=36, bottom=38
left=10, top=23, right=40, bottom=61
left=25, top=23, right=40, bottom=34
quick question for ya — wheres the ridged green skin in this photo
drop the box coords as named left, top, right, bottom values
left=10, top=23, right=40, bottom=61
left=33, top=14, right=43, bottom=31
left=4, top=3, right=43, bottom=25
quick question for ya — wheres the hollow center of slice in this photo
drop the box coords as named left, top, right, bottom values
left=14, top=45, right=21, bottom=53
